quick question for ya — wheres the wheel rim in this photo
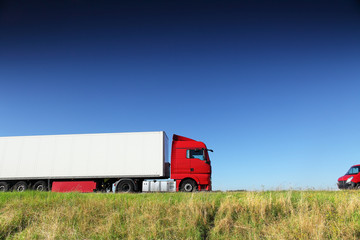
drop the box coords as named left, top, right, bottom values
left=121, top=184, right=130, bottom=192
left=36, top=185, right=44, bottom=191
left=17, top=186, right=25, bottom=192
left=0, top=186, right=5, bottom=192
left=184, top=183, right=193, bottom=192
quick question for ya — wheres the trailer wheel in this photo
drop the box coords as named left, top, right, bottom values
left=0, top=182, right=9, bottom=192
left=33, top=181, right=48, bottom=191
left=13, top=181, right=28, bottom=192
left=180, top=179, right=197, bottom=192
left=116, top=181, right=134, bottom=193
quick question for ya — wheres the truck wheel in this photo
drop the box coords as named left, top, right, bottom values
left=13, top=181, right=28, bottom=192
left=180, top=179, right=197, bottom=192
left=0, top=182, right=9, bottom=192
left=117, top=181, right=134, bottom=193
left=33, top=181, right=48, bottom=191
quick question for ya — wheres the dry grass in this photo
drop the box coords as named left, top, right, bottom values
left=0, top=191, right=359, bottom=239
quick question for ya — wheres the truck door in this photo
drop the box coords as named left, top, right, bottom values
left=188, top=149, right=211, bottom=174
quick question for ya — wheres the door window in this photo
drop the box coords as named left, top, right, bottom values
left=187, top=149, right=205, bottom=160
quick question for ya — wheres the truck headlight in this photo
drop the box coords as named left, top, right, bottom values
left=346, top=176, right=354, bottom=184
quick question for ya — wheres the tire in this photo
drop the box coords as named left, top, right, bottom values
left=116, top=180, right=135, bottom=193
left=33, top=181, right=48, bottom=191
left=0, top=182, right=9, bottom=192
left=180, top=179, right=197, bottom=192
left=13, top=181, right=28, bottom=192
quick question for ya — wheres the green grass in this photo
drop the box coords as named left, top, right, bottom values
left=0, top=191, right=359, bottom=239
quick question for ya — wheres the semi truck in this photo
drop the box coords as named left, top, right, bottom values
left=337, top=164, right=360, bottom=189
left=0, top=131, right=212, bottom=193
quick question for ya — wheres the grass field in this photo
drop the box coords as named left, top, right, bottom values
left=0, top=191, right=359, bottom=239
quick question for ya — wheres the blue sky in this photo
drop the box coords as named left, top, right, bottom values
left=1, top=0, right=360, bottom=190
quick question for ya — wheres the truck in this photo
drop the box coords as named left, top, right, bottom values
left=337, top=164, right=360, bottom=189
left=0, top=131, right=212, bottom=193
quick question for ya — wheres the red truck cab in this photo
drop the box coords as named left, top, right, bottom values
left=338, top=164, right=360, bottom=189
left=171, top=134, right=212, bottom=192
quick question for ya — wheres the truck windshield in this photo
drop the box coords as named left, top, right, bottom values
left=346, top=166, right=360, bottom=175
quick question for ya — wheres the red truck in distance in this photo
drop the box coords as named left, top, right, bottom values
left=338, top=164, right=360, bottom=189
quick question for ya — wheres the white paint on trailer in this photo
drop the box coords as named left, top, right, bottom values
left=0, top=131, right=169, bottom=179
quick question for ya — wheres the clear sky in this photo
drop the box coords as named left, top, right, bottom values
left=1, top=0, right=360, bottom=190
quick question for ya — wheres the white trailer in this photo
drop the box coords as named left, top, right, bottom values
left=0, top=131, right=170, bottom=192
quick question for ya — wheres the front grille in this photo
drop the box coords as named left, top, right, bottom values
left=338, top=181, right=347, bottom=189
